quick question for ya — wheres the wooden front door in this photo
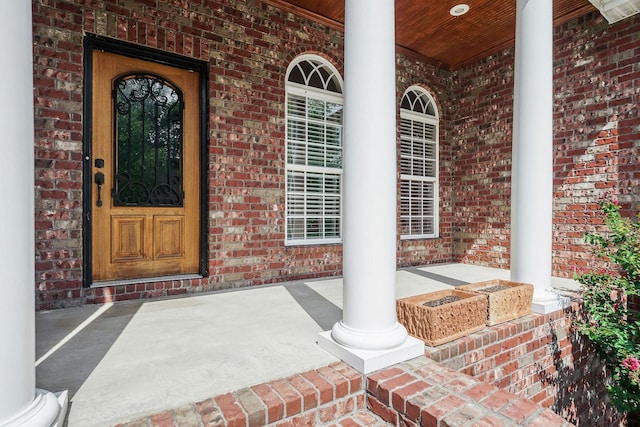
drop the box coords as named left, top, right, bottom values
left=91, top=51, right=201, bottom=282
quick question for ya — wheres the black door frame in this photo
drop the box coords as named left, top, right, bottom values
left=82, top=34, right=209, bottom=287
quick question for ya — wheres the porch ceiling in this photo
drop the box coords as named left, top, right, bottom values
left=269, top=0, right=596, bottom=69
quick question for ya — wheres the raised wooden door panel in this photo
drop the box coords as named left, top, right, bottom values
left=153, top=215, right=185, bottom=259
left=91, top=51, right=200, bottom=282
left=111, top=215, right=146, bottom=262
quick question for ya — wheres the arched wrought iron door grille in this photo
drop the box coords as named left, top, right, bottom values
left=113, top=73, right=184, bottom=207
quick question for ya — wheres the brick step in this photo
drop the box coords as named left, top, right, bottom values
left=114, top=362, right=367, bottom=427
left=115, top=356, right=573, bottom=427
left=325, top=410, right=393, bottom=426
left=367, top=357, right=574, bottom=427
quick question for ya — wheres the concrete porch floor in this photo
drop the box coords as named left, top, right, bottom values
left=35, top=263, right=580, bottom=427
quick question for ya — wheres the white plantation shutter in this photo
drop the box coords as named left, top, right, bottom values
left=400, top=87, right=439, bottom=239
left=285, top=55, right=343, bottom=244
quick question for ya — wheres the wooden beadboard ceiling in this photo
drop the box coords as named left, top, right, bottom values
left=269, top=0, right=596, bottom=69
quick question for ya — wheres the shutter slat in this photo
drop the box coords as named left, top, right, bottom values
left=286, top=86, right=343, bottom=242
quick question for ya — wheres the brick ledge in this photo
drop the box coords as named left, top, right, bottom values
left=114, top=356, right=573, bottom=427
left=367, top=356, right=575, bottom=427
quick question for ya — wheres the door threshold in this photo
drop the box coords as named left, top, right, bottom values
left=91, top=274, right=202, bottom=288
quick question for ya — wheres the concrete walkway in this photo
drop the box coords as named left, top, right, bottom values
left=35, top=263, right=579, bottom=427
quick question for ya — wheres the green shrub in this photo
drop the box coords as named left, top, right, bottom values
left=575, top=197, right=640, bottom=412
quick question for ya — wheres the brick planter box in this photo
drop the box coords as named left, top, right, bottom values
left=458, top=279, right=533, bottom=325
left=396, top=289, right=488, bottom=346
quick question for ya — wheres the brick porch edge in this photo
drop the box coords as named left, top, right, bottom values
left=114, top=356, right=573, bottom=427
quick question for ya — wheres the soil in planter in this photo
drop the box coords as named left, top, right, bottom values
left=477, top=285, right=510, bottom=293
left=423, top=296, right=462, bottom=307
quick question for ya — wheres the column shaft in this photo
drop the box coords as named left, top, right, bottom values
left=331, top=0, right=407, bottom=350
left=510, top=0, right=557, bottom=303
left=0, top=1, right=65, bottom=425
left=0, top=0, right=38, bottom=420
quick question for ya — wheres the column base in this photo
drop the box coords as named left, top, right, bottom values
left=532, top=293, right=571, bottom=314
left=318, top=331, right=424, bottom=374
left=330, top=321, right=409, bottom=350
left=1, top=389, right=68, bottom=427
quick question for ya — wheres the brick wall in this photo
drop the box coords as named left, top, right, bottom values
left=450, top=11, right=640, bottom=277
left=450, top=49, right=515, bottom=270
left=553, top=11, right=640, bottom=277
left=424, top=301, right=625, bottom=426
left=32, top=1, right=640, bottom=309
left=396, top=55, right=454, bottom=267
left=32, top=0, right=453, bottom=309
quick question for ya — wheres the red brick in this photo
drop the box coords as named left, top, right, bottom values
left=356, top=393, right=365, bottom=410
left=421, top=395, right=466, bottom=427
left=445, top=374, right=477, bottom=393
left=268, top=379, right=302, bottom=418
left=442, top=403, right=487, bottom=426
left=274, top=411, right=316, bottom=427
left=391, top=380, right=430, bottom=413
left=398, top=413, right=420, bottom=427
left=517, top=331, right=533, bottom=344
left=502, top=360, right=518, bottom=376
left=173, top=405, right=205, bottom=427
left=495, top=352, right=511, bottom=366
left=481, top=389, right=515, bottom=412
left=485, top=343, right=502, bottom=357
left=500, top=398, right=539, bottom=424
left=376, top=372, right=418, bottom=405
left=338, top=419, right=361, bottom=427
left=353, top=409, right=392, bottom=426
left=301, top=370, right=334, bottom=405
left=318, top=396, right=356, bottom=423
left=530, top=389, right=547, bottom=405
left=539, top=395, right=555, bottom=408
left=524, top=409, right=569, bottom=427
left=367, top=395, right=398, bottom=424
left=463, top=382, right=498, bottom=401
left=195, top=398, right=225, bottom=427
left=149, top=412, right=174, bottom=427
left=332, top=362, right=363, bottom=393
left=214, top=393, right=246, bottom=427
left=415, top=364, right=459, bottom=385
left=121, top=419, right=149, bottom=427
left=317, top=365, right=350, bottom=398
left=287, top=374, right=318, bottom=411
left=367, top=368, right=405, bottom=394
left=251, top=384, right=284, bottom=424
left=472, top=414, right=508, bottom=427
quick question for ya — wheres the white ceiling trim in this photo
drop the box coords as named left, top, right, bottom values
left=589, top=0, right=640, bottom=23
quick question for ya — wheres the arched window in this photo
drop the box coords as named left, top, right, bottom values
left=285, top=55, right=344, bottom=244
left=399, top=86, right=439, bottom=239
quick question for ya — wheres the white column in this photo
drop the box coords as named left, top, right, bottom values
left=510, top=0, right=566, bottom=313
left=0, top=1, right=67, bottom=426
left=317, top=0, right=423, bottom=373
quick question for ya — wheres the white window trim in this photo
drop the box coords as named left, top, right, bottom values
left=399, top=88, right=440, bottom=240
left=286, top=83, right=344, bottom=105
left=285, top=55, right=344, bottom=246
